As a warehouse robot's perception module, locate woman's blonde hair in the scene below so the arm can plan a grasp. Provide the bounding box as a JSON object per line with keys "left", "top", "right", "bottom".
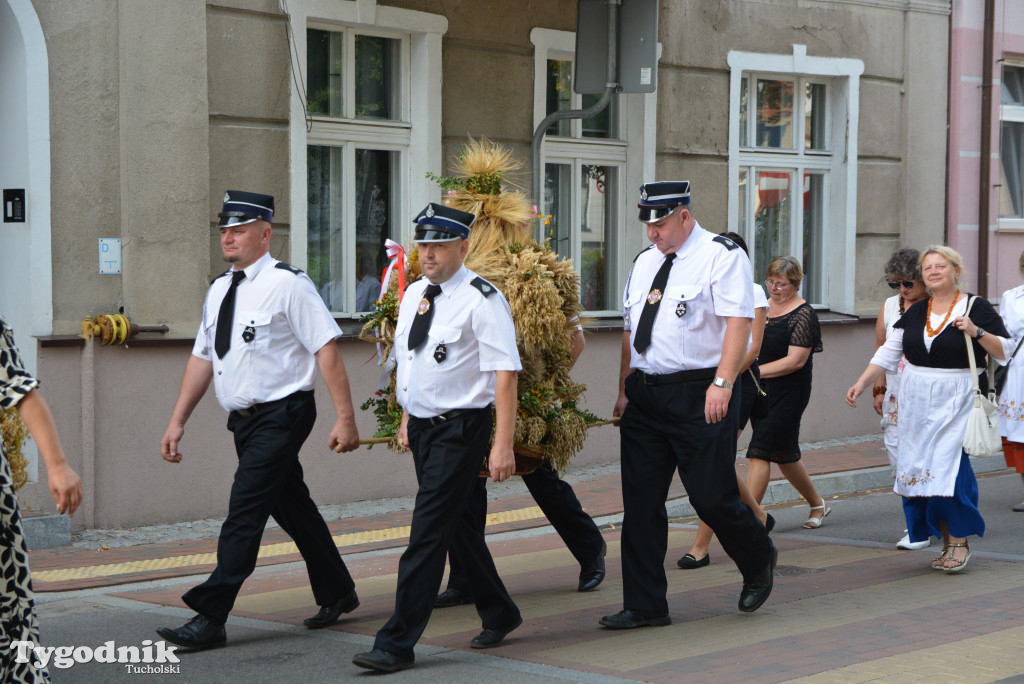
{"left": 766, "top": 255, "right": 804, "bottom": 289}
{"left": 919, "top": 245, "right": 963, "bottom": 281}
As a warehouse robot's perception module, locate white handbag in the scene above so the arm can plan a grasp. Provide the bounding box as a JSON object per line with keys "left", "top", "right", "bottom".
{"left": 962, "top": 296, "right": 1002, "bottom": 457}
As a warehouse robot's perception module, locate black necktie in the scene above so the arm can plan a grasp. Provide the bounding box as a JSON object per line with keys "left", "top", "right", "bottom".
{"left": 407, "top": 284, "right": 442, "bottom": 350}
{"left": 633, "top": 252, "right": 676, "bottom": 354}
{"left": 215, "top": 270, "right": 246, "bottom": 359}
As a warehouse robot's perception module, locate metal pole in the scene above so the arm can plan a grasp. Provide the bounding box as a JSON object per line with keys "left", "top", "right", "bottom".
{"left": 978, "top": 0, "right": 995, "bottom": 297}
{"left": 531, "top": 0, "right": 620, "bottom": 233}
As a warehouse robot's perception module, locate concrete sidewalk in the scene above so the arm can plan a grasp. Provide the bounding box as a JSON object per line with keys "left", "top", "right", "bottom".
{"left": 27, "top": 435, "right": 1009, "bottom": 593}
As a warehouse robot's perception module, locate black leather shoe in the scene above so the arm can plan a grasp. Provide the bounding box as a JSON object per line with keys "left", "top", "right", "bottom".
{"left": 677, "top": 552, "right": 710, "bottom": 569}
{"left": 738, "top": 541, "right": 778, "bottom": 613}
{"left": 303, "top": 590, "right": 359, "bottom": 628}
{"left": 470, "top": 616, "right": 523, "bottom": 648}
{"left": 599, "top": 609, "right": 671, "bottom": 629}
{"left": 352, "top": 648, "right": 414, "bottom": 673}
{"left": 578, "top": 540, "right": 607, "bottom": 592}
{"left": 434, "top": 587, "right": 473, "bottom": 608}
{"left": 155, "top": 614, "right": 226, "bottom": 650}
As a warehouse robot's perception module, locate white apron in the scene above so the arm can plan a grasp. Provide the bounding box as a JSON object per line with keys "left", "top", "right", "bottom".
{"left": 894, "top": 362, "right": 973, "bottom": 497}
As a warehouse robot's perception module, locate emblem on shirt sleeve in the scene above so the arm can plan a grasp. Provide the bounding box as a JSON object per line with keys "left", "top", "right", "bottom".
{"left": 647, "top": 289, "right": 663, "bottom": 305}
{"left": 242, "top": 326, "right": 256, "bottom": 343}
{"left": 417, "top": 298, "right": 431, "bottom": 315}
{"left": 433, "top": 342, "right": 447, "bottom": 363}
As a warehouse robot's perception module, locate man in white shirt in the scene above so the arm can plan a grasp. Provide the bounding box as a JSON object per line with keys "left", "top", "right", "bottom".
{"left": 601, "top": 181, "right": 777, "bottom": 630}
{"left": 157, "top": 190, "right": 361, "bottom": 649}
{"left": 353, "top": 203, "right": 522, "bottom": 674}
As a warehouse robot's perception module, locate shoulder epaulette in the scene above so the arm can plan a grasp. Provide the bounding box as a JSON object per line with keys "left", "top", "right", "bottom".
{"left": 712, "top": 235, "right": 739, "bottom": 251}
{"left": 275, "top": 262, "right": 304, "bottom": 275}
{"left": 469, "top": 276, "right": 497, "bottom": 297}
{"left": 210, "top": 269, "right": 231, "bottom": 284}
{"left": 633, "top": 245, "right": 655, "bottom": 263}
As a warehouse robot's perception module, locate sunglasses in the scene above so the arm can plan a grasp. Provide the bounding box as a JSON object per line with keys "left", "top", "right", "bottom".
{"left": 887, "top": 281, "right": 916, "bottom": 290}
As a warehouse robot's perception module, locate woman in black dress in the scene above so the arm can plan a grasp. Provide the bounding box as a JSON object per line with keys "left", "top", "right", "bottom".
{"left": 745, "top": 256, "right": 829, "bottom": 528}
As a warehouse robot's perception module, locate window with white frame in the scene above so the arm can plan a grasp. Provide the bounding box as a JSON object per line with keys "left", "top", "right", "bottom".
{"left": 532, "top": 28, "right": 656, "bottom": 315}
{"left": 287, "top": 3, "right": 444, "bottom": 317}
{"left": 1001, "top": 63, "right": 1024, "bottom": 224}
{"left": 728, "top": 46, "right": 863, "bottom": 314}
{"left": 305, "top": 27, "right": 406, "bottom": 314}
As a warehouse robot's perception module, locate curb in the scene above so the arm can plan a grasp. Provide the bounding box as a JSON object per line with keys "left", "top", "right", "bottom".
{"left": 664, "top": 455, "right": 1011, "bottom": 521}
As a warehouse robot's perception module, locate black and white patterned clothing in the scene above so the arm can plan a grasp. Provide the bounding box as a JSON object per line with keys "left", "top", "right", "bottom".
{"left": 0, "top": 315, "right": 50, "bottom": 683}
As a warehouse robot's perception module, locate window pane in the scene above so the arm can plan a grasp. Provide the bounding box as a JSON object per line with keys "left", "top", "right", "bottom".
{"left": 307, "top": 145, "right": 344, "bottom": 310}
{"left": 805, "top": 82, "right": 828, "bottom": 150}
{"left": 1000, "top": 121, "right": 1023, "bottom": 218}
{"left": 752, "top": 169, "right": 793, "bottom": 283}
{"left": 580, "top": 165, "right": 616, "bottom": 311}
{"left": 546, "top": 60, "right": 573, "bottom": 136}
{"left": 756, "top": 79, "right": 794, "bottom": 148}
{"left": 803, "top": 173, "right": 826, "bottom": 305}
{"left": 355, "top": 35, "right": 399, "bottom": 120}
{"left": 1003, "top": 65, "right": 1024, "bottom": 106}
{"left": 307, "top": 29, "right": 343, "bottom": 116}
{"left": 354, "top": 149, "right": 395, "bottom": 310}
{"left": 738, "top": 167, "right": 748, "bottom": 237}
{"left": 739, "top": 77, "right": 749, "bottom": 147}
{"left": 543, "top": 163, "right": 572, "bottom": 257}
{"left": 581, "top": 93, "right": 613, "bottom": 138}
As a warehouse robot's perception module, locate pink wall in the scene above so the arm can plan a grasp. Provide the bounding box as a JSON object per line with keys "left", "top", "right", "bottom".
{"left": 948, "top": 0, "right": 1024, "bottom": 297}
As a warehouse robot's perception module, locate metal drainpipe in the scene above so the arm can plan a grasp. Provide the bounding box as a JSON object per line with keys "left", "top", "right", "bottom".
{"left": 531, "top": 0, "right": 620, "bottom": 225}
{"left": 978, "top": 0, "right": 995, "bottom": 297}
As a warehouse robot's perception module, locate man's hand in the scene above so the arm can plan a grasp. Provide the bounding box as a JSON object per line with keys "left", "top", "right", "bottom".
{"left": 397, "top": 412, "right": 410, "bottom": 451}
{"left": 704, "top": 384, "right": 731, "bottom": 424}
{"left": 48, "top": 463, "right": 83, "bottom": 516}
{"left": 161, "top": 423, "right": 185, "bottom": 463}
{"left": 612, "top": 393, "right": 628, "bottom": 419}
{"left": 328, "top": 416, "right": 360, "bottom": 453}
{"left": 488, "top": 443, "right": 515, "bottom": 483}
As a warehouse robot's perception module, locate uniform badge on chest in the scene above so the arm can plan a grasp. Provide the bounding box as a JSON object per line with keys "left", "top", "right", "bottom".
{"left": 417, "top": 299, "right": 431, "bottom": 315}
{"left": 433, "top": 343, "right": 447, "bottom": 363}
{"left": 675, "top": 300, "right": 687, "bottom": 317}
{"left": 647, "top": 289, "right": 663, "bottom": 305}
{"left": 242, "top": 325, "right": 256, "bottom": 343}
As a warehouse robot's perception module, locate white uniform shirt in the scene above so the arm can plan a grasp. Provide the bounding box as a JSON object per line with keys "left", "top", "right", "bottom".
{"left": 749, "top": 281, "right": 769, "bottom": 352}
{"left": 394, "top": 265, "right": 521, "bottom": 418}
{"left": 622, "top": 222, "right": 754, "bottom": 374}
{"left": 192, "top": 252, "right": 342, "bottom": 412}
{"left": 998, "top": 285, "right": 1024, "bottom": 439}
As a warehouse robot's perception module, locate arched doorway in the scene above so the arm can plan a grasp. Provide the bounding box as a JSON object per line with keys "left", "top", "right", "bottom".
{"left": 1, "top": 0, "right": 52, "bottom": 479}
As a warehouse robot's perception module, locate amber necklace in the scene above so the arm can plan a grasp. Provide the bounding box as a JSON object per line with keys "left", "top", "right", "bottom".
{"left": 925, "top": 290, "right": 960, "bottom": 337}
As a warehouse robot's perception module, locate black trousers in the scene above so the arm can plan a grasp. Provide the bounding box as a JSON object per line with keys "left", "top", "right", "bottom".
{"left": 444, "top": 461, "right": 604, "bottom": 593}
{"left": 182, "top": 391, "right": 355, "bottom": 624}
{"left": 619, "top": 371, "right": 772, "bottom": 615}
{"left": 374, "top": 409, "right": 520, "bottom": 662}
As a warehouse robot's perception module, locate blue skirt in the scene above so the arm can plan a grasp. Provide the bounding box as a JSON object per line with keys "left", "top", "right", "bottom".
{"left": 903, "top": 451, "right": 985, "bottom": 541}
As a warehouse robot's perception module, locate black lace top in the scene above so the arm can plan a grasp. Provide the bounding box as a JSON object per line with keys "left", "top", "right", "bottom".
{"left": 761, "top": 302, "right": 823, "bottom": 381}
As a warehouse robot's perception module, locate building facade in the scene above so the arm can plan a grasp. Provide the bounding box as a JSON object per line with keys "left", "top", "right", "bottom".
{"left": 1, "top": 0, "right": 951, "bottom": 529}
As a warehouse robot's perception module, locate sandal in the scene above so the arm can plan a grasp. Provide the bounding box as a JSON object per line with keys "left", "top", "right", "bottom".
{"left": 803, "top": 500, "right": 832, "bottom": 529}
{"left": 931, "top": 546, "right": 950, "bottom": 570}
{"left": 942, "top": 541, "right": 971, "bottom": 573}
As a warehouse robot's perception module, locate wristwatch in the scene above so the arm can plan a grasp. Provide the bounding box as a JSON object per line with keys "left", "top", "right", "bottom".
{"left": 975, "top": 327, "right": 986, "bottom": 339}
{"left": 712, "top": 376, "right": 734, "bottom": 390}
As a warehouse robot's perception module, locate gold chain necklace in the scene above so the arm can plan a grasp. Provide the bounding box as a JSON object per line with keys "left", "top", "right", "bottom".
{"left": 925, "top": 290, "right": 959, "bottom": 337}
